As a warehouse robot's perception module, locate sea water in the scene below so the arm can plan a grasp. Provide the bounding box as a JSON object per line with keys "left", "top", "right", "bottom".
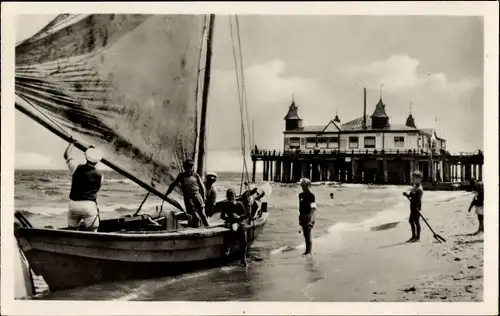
{"left": 14, "top": 170, "right": 466, "bottom": 301}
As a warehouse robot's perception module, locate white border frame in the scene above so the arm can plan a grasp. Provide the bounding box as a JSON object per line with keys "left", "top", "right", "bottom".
{"left": 2, "top": 2, "right": 498, "bottom": 315}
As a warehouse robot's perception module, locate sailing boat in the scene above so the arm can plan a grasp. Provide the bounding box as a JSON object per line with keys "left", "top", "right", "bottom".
{"left": 13, "top": 14, "right": 270, "bottom": 292}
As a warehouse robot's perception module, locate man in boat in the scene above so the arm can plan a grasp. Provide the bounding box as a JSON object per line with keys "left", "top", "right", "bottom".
{"left": 165, "top": 159, "right": 210, "bottom": 228}
{"left": 64, "top": 141, "right": 103, "bottom": 231}
{"left": 403, "top": 170, "right": 424, "bottom": 243}
{"left": 220, "top": 188, "right": 248, "bottom": 266}
{"left": 205, "top": 172, "right": 218, "bottom": 218}
{"left": 467, "top": 179, "right": 484, "bottom": 235}
{"left": 238, "top": 182, "right": 265, "bottom": 221}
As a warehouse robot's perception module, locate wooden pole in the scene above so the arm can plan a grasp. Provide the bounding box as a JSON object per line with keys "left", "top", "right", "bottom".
{"left": 15, "top": 102, "right": 184, "bottom": 212}
{"left": 252, "top": 159, "right": 256, "bottom": 182}
{"left": 270, "top": 160, "right": 274, "bottom": 182}
{"left": 196, "top": 14, "right": 216, "bottom": 177}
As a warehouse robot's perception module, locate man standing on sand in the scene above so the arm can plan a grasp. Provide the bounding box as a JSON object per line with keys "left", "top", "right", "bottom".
{"left": 64, "top": 141, "right": 104, "bottom": 232}
{"left": 205, "top": 172, "right": 218, "bottom": 218}
{"left": 403, "top": 170, "right": 424, "bottom": 243}
{"left": 298, "top": 178, "right": 317, "bottom": 256}
{"left": 165, "top": 159, "right": 209, "bottom": 228}
{"left": 467, "top": 180, "right": 484, "bottom": 235}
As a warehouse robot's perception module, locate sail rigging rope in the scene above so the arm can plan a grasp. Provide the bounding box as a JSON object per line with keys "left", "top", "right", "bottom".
{"left": 234, "top": 16, "right": 252, "bottom": 188}
{"left": 229, "top": 17, "right": 249, "bottom": 194}
{"left": 235, "top": 16, "right": 254, "bottom": 150}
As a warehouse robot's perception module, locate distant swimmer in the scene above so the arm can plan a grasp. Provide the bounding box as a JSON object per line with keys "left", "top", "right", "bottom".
{"left": 467, "top": 179, "right": 484, "bottom": 235}
{"left": 298, "top": 178, "right": 317, "bottom": 255}
{"left": 403, "top": 170, "right": 424, "bottom": 243}
{"left": 64, "top": 141, "right": 103, "bottom": 232}
{"left": 165, "top": 159, "right": 209, "bottom": 228}
{"left": 330, "top": 193, "right": 334, "bottom": 199}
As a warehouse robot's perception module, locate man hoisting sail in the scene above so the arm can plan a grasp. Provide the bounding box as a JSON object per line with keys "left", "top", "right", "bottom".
{"left": 64, "top": 140, "right": 104, "bottom": 231}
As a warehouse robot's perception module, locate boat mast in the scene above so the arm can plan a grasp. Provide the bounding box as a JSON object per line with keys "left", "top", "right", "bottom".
{"left": 15, "top": 101, "right": 185, "bottom": 212}
{"left": 196, "top": 14, "right": 215, "bottom": 177}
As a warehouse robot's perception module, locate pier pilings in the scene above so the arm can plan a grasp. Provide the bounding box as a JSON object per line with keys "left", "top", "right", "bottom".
{"left": 252, "top": 149, "right": 483, "bottom": 185}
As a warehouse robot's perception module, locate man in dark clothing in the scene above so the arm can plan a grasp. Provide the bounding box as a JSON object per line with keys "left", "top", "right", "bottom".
{"left": 220, "top": 188, "right": 248, "bottom": 266}
{"left": 165, "top": 159, "right": 209, "bottom": 228}
{"left": 238, "top": 184, "right": 266, "bottom": 221}
{"left": 468, "top": 180, "right": 484, "bottom": 235}
{"left": 299, "top": 178, "right": 316, "bottom": 256}
{"left": 205, "top": 172, "right": 218, "bottom": 218}
{"left": 64, "top": 141, "right": 104, "bottom": 231}
{"left": 403, "top": 170, "right": 424, "bottom": 242}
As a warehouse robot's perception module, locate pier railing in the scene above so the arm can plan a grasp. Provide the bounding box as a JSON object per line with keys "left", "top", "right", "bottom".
{"left": 251, "top": 148, "right": 483, "bottom": 159}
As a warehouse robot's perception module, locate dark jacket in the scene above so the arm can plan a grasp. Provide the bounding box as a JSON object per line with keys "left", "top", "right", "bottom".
{"left": 69, "top": 164, "right": 102, "bottom": 202}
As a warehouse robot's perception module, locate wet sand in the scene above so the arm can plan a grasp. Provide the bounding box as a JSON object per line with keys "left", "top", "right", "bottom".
{"left": 296, "top": 193, "right": 484, "bottom": 302}
{"left": 18, "top": 191, "right": 483, "bottom": 302}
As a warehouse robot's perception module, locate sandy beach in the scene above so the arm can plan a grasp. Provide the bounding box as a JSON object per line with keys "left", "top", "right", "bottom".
{"left": 294, "top": 191, "right": 484, "bottom": 302}
{"left": 18, "top": 188, "right": 484, "bottom": 302}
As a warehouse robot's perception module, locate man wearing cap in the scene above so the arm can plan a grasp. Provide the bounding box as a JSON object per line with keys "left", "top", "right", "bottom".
{"left": 205, "top": 172, "right": 218, "bottom": 218}
{"left": 403, "top": 170, "right": 424, "bottom": 242}
{"left": 165, "top": 159, "right": 209, "bottom": 228}
{"left": 64, "top": 141, "right": 104, "bottom": 231}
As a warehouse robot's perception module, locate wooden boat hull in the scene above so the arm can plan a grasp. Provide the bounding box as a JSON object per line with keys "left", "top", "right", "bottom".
{"left": 15, "top": 212, "right": 268, "bottom": 292}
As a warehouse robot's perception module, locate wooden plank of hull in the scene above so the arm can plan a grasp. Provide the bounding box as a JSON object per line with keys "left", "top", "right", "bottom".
{"left": 26, "top": 248, "right": 246, "bottom": 292}
{"left": 17, "top": 214, "right": 268, "bottom": 291}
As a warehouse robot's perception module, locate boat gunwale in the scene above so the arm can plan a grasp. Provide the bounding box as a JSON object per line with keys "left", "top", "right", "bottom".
{"left": 18, "top": 212, "right": 269, "bottom": 241}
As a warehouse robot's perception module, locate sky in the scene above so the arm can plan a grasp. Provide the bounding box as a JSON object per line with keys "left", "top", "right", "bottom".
{"left": 14, "top": 15, "right": 484, "bottom": 171}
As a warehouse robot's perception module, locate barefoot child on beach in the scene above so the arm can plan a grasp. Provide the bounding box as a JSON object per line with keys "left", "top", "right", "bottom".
{"left": 403, "top": 170, "right": 424, "bottom": 243}
{"left": 298, "top": 178, "right": 317, "bottom": 255}
{"left": 467, "top": 180, "right": 484, "bottom": 235}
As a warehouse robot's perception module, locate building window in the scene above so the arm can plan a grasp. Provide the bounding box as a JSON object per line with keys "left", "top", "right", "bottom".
{"left": 364, "top": 136, "right": 376, "bottom": 148}
{"left": 327, "top": 137, "right": 339, "bottom": 148}
{"left": 284, "top": 138, "right": 290, "bottom": 145}
{"left": 305, "top": 137, "right": 316, "bottom": 149}
{"left": 317, "top": 137, "right": 328, "bottom": 148}
{"left": 394, "top": 136, "right": 405, "bottom": 148}
{"left": 349, "top": 137, "right": 359, "bottom": 149}
{"left": 431, "top": 140, "right": 436, "bottom": 149}
{"left": 417, "top": 137, "right": 422, "bottom": 148}
{"left": 289, "top": 137, "right": 300, "bottom": 149}
{"left": 300, "top": 138, "right": 305, "bottom": 145}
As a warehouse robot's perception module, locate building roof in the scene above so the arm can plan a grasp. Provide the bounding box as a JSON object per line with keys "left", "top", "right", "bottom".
{"left": 371, "top": 98, "right": 389, "bottom": 118}
{"left": 284, "top": 101, "right": 302, "bottom": 120}
{"left": 434, "top": 131, "right": 446, "bottom": 142}
{"left": 333, "top": 114, "right": 341, "bottom": 123}
{"left": 420, "top": 128, "right": 434, "bottom": 136}
{"left": 342, "top": 116, "right": 419, "bottom": 132}
{"left": 285, "top": 125, "right": 326, "bottom": 133}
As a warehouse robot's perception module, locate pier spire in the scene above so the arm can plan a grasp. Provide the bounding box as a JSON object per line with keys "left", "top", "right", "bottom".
{"left": 284, "top": 94, "right": 302, "bottom": 131}
{"left": 334, "top": 108, "right": 341, "bottom": 123}
{"left": 405, "top": 101, "right": 416, "bottom": 128}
